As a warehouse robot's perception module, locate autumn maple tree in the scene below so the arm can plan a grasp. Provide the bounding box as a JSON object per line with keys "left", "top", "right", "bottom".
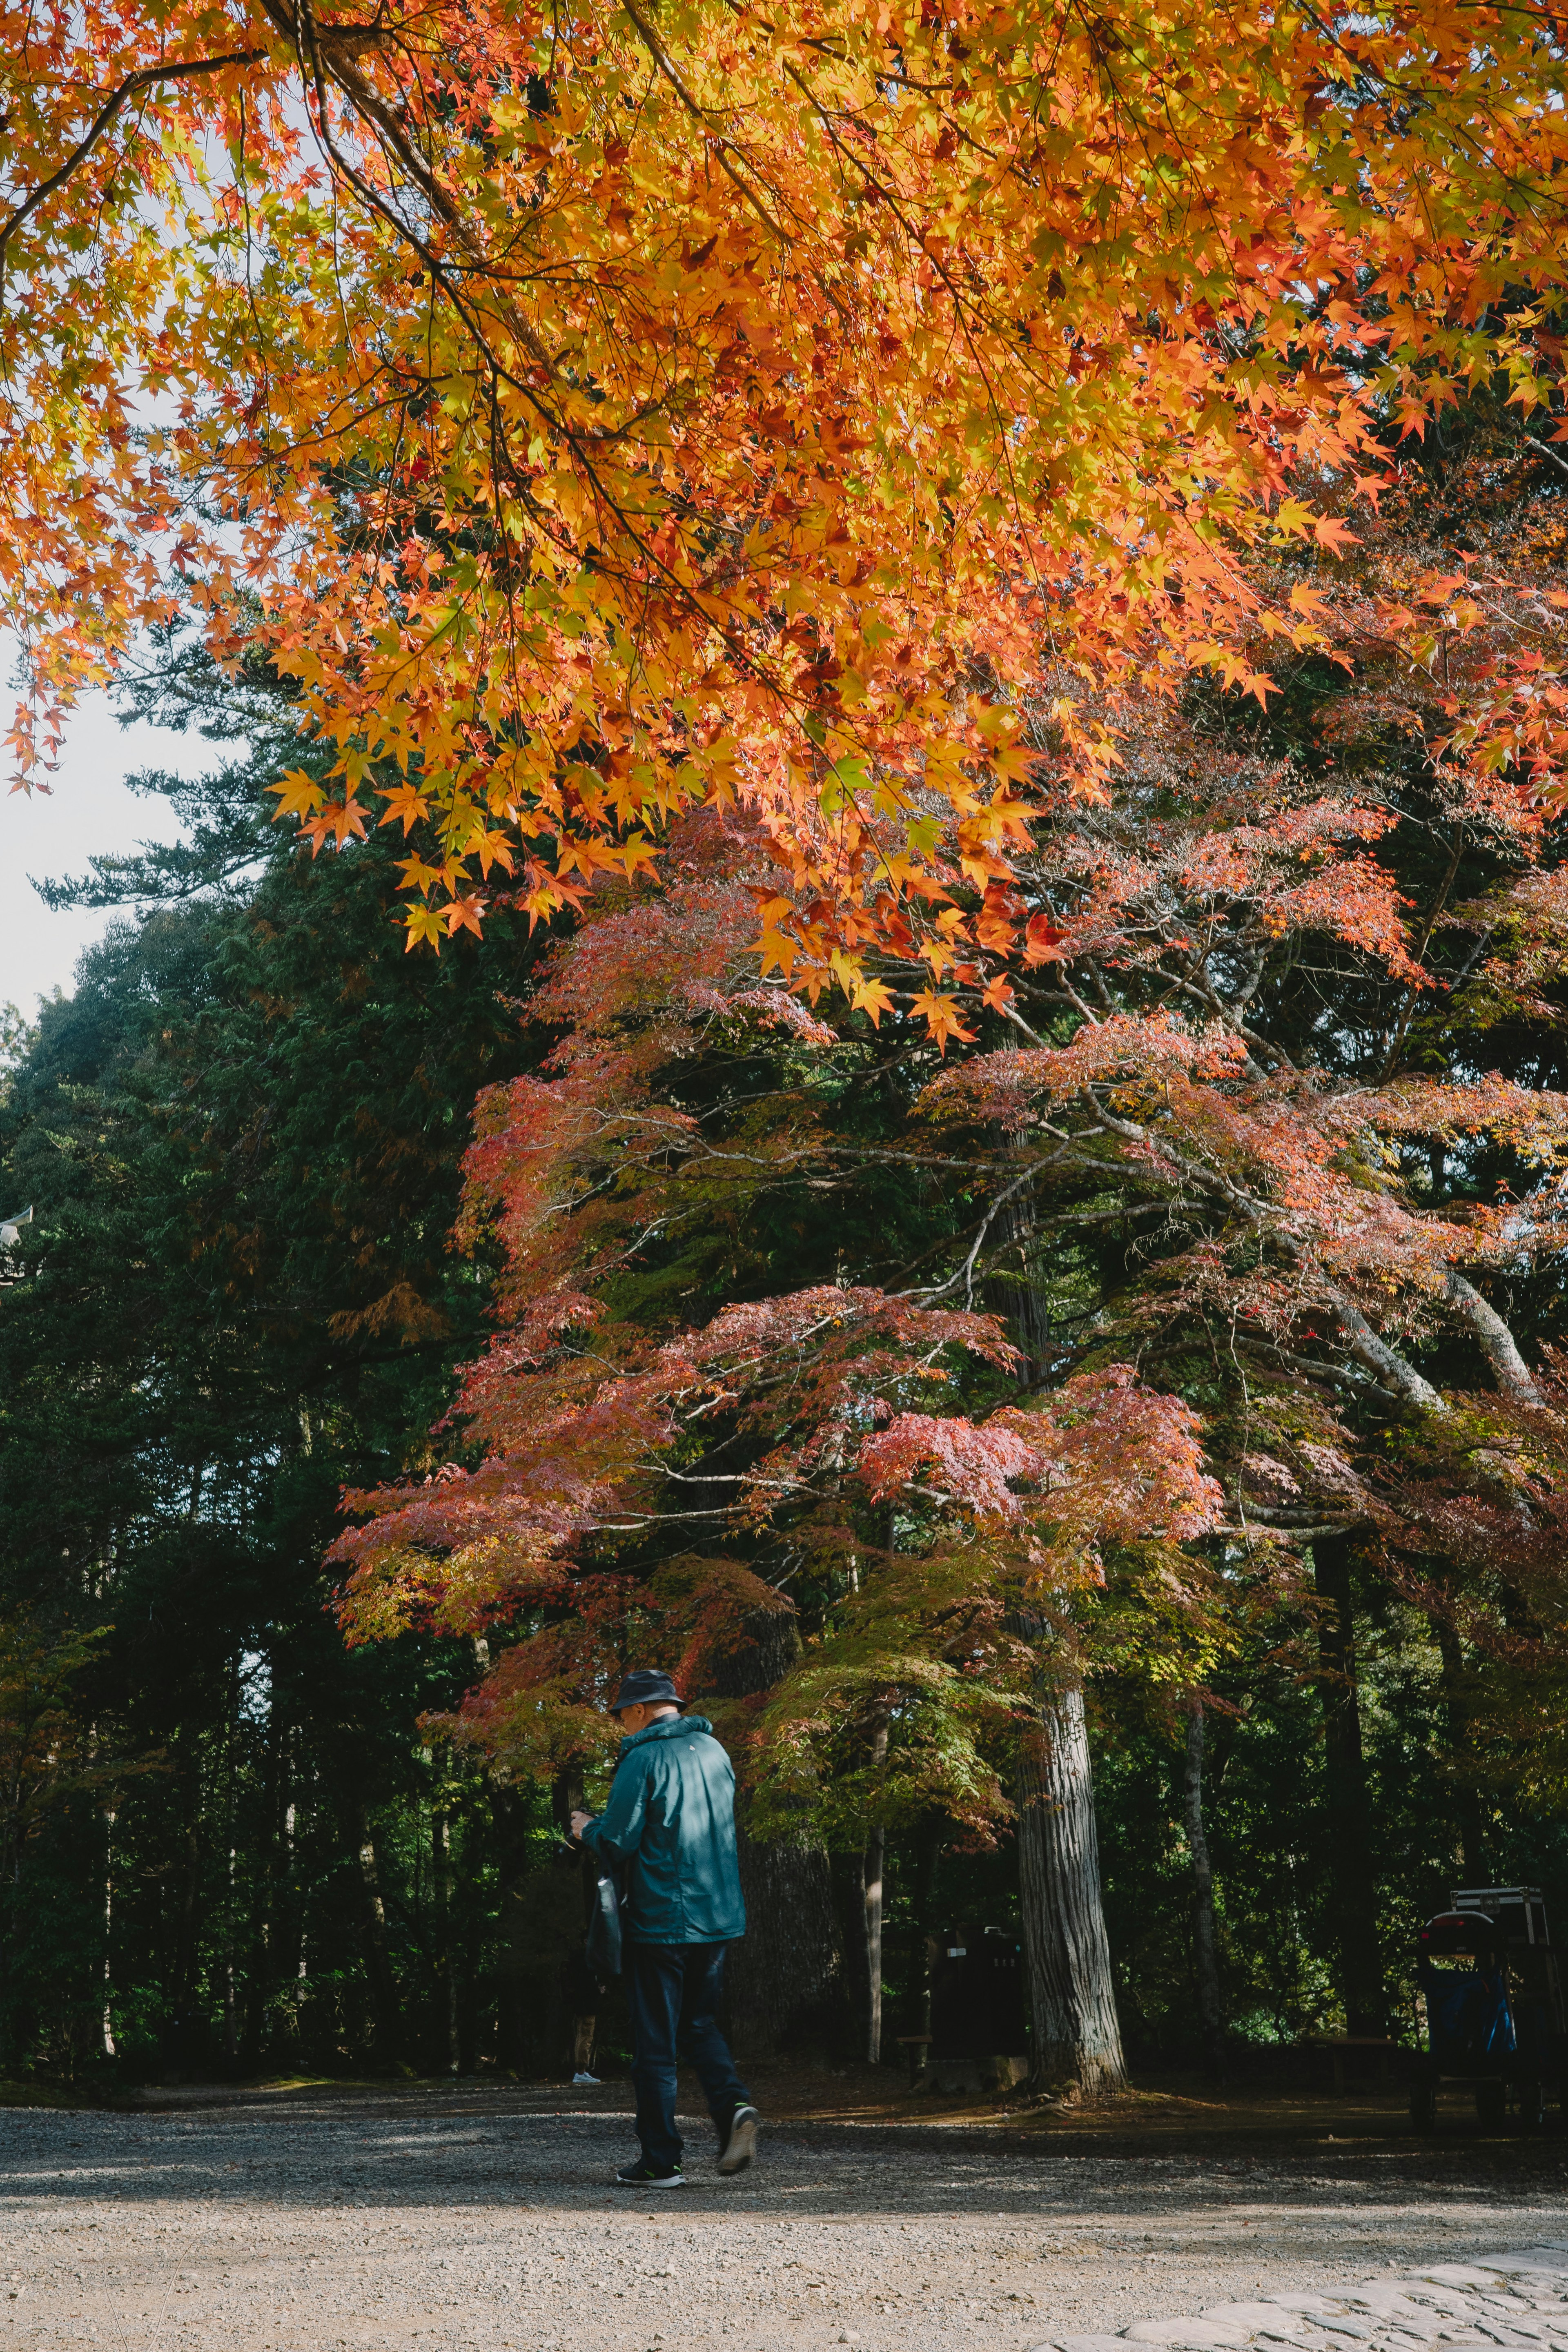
{"left": 328, "top": 398, "right": 1568, "bottom": 2076}
{"left": 323, "top": 835, "right": 1248, "bottom": 2087}
{"left": 330, "top": 853, "right": 1227, "bottom": 1795}
{"left": 9, "top": 0, "right": 1568, "bottom": 1012}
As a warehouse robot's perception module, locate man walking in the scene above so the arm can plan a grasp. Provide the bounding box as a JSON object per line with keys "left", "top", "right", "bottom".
{"left": 571, "top": 1669, "right": 761, "bottom": 2187}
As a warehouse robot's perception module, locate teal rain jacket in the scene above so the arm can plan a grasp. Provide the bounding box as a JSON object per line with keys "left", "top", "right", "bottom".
{"left": 579, "top": 1714, "right": 746, "bottom": 1945}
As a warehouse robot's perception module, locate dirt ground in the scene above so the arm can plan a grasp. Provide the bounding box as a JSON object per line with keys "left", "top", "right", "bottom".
{"left": 0, "top": 2071, "right": 1564, "bottom": 2352}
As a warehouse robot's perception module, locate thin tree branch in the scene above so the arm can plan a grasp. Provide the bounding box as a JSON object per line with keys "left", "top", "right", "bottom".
{"left": 0, "top": 49, "right": 268, "bottom": 284}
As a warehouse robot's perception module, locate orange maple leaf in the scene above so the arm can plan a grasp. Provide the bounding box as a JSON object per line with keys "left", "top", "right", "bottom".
{"left": 909, "top": 991, "right": 978, "bottom": 1053}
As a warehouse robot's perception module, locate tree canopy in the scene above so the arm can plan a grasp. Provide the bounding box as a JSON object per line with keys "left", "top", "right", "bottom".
{"left": 8, "top": 0, "right": 1568, "bottom": 998}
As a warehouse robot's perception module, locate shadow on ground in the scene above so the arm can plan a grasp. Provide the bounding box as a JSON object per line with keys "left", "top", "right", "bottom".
{"left": 0, "top": 2069, "right": 1564, "bottom": 2218}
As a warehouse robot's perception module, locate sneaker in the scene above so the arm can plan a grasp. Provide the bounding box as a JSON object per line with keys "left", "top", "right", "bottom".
{"left": 613, "top": 2158, "right": 685, "bottom": 2188}
{"left": 717, "top": 2103, "right": 760, "bottom": 2176}
{"left": 572, "top": 2071, "right": 601, "bottom": 2086}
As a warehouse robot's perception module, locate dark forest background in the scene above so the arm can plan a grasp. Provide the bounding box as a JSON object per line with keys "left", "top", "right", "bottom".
{"left": 2, "top": 625, "right": 1564, "bottom": 2094}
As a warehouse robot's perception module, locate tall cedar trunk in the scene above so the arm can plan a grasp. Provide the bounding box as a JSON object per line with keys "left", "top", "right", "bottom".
{"left": 1312, "top": 1535, "right": 1386, "bottom": 2034}
{"left": 221, "top": 1659, "right": 239, "bottom": 2067}
{"left": 347, "top": 1799, "right": 403, "bottom": 2065}
{"left": 279, "top": 1793, "right": 303, "bottom": 2057}
{"left": 912, "top": 1815, "right": 945, "bottom": 2042}
{"left": 710, "top": 1608, "right": 841, "bottom": 2058}
{"left": 831, "top": 1849, "right": 875, "bottom": 2057}
{"left": 550, "top": 1766, "right": 579, "bottom": 1843}
{"left": 223, "top": 1835, "right": 238, "bottom": 2067}
{"left": 243, "top": 1709, "right": 284, "bottom": 2072}
{"left": 100, "top": 1806, "right": 117, "bottom": 2060}
{"left": 0, "top": 1809, "right": 14, "bottom": 2075}
{"left": 433, "top": 1800, "right": 460, "bottom": 2072}
{"left": 827, "top": 1565, "right": 881, "bottom": 2065}
{"left": 1181, "top": 1704, "right": 1224, "bottom": 2075}
{"left": 487, "top": 1783, "right": 536, "bottom": 2071}
{"left": 170, "top": 1757, "right": 204, "bottom": 2078}
{"left": 995, "top": 1186, "right": 1127, "bottom": 2095}
{"left": 457, "top": 1909, "right": 482, "bottom": 2074}
{"left": 1018, "top": 1686, "right": 1127, "bottom": 2096}
{"left": 722, "top": 1830, "right": 839, "bottom": 2056}
{"left": 862, "top": 1717, "right": 889, "bottom": 2064}
{"left": 1434, "top": 1619, "right": 1487, "bottom": 1884}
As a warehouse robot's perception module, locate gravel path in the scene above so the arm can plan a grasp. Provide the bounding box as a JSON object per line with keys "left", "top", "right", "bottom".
{"left": 0, "top": 2088, "right": 1563, "bottom": 2352}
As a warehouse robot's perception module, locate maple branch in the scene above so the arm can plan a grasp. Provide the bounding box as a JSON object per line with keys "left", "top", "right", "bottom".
{"left": 263, "top": 0, "right": 829, "bottom": 805}
{"left": 0, "top": 48, "right": 269, "bottom": 285}
{"left": 998, "top": 1000, "right": 1048, "bottom": 1048}
{"left": 1317, "top": 1281, "right": 1448, "bottom": 1415}
{"left": 1443, "top": 1271, "right": 1545, "bottom": 1410}
{"left": 911, "top": 1162, "right": 1042, "bottom": 1311}
{"left": 1154, "top": 964, "right": 1278, "bottom": 1076}
{"left": 1229, "top": 1520, "right": 1368, "bottom": 1544}
{"left": 616, "top": 0, "right": 795, "bottom": 245}
{"left": 1524, "top": 434, "right": 1568, "bottom": 481}
{"left": 1239, "top": 1340, "right": 1372, "bottom": 1396}
{"left": 1078, "top": 1080, "right": 1453, "bottom": 1415}
{"left": 276, "top": 0, "right": 579, "bottom": 407}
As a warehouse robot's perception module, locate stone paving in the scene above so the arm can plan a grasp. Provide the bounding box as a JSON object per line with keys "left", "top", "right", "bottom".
{"left": 1039, "top": 2249, "right": 1568, "bottom": 2352}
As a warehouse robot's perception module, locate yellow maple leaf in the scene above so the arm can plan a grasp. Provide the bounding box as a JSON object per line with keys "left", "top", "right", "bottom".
{"left": 267, "top": 770, "right": 324, "bottom": 822}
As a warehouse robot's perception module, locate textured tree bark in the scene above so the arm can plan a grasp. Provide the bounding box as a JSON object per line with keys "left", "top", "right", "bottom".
{"left": 725, "top": 1829, "right": 840, "bottom": 2056}
{"left": 991, "top": 1185, "right": 1127, "bottom": 2100}
{"left": 277, "top": 1791, "right": 304, "bottom": 2058}
{"left": 863, "top": 1716, "right": 889, "bottom": 2065}
{"left": 830, "top": 1847, "right": 874, "bottom": 2058}
{"left": 1017, "top": 1686, "right": 1127, "bottom": 2096}
{"left": 1312, "top": 1534, "right": 1386, "bottom": 2035}
{"left": 242, "top": 1712, "right": 281, "bottom": 2070}
{"left": 1181, "top": 1704, "right": 1225, "bottom": 2075}
{"left": 169, "top": 1759, "right": 204, "bottom": 2079}
{"left": 1444, "top": 1272, "right": 1543, "bottom": 1408}
{"left": 911, "top": 1815, "right": 944, "bottom": 2044}
{"left": 221, "top": 1661, "right": 240, "bottom": 2068}
{"left": 1327, "top": 1285, "right": 1448, "bottom": 1414}
{"left": 100, "top": 1806, "right": 117, "bottom": 2060}
{"left": 433, "top": 1800, "right": 460, "bottom": 2074}
{"left": 222, "top": 1835, "right": 238, "bottom": 2066}
{"left": 486, "top": 1781, "right": 537, "bottom": 2074}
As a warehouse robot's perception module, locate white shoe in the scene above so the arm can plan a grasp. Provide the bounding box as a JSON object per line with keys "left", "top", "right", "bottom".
{"left": 572, "top": 2071, "right": 601, "bottom": 2086}
{"left": 717, "top": 2103, "right": 760, "bottom": 2175}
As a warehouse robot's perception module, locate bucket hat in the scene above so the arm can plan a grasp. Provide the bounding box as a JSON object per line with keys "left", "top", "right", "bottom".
{"left": 609, "top": 1667, "right": 685, "bottom": 1715}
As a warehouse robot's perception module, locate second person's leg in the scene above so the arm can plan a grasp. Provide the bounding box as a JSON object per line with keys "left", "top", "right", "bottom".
{"left": 675, "top": 1942, "right": 751, "bottom": 2148}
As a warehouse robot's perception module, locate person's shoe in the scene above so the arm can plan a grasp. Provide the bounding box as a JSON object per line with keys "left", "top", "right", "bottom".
{"left": 717, "top": 2104, "right": 760, "bottom": 2176}
{"left": 613, "top": 2158, "right": 685, "bottom": 2188}
{"left": 572, "top": 2071, "right": 601, "bottom": 2085}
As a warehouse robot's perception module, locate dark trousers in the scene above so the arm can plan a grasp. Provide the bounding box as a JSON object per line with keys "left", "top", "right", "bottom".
{"left": 626, "top": 1939, "right": 748, "bottom": 2174}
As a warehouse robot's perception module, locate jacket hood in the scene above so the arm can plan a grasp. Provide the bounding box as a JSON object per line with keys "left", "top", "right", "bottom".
{"left": 619, "top": 1713, "right": 713, "bottom": 1755}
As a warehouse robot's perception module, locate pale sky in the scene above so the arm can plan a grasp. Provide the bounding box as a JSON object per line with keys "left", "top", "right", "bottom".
{"left": 1, "top": 691, "right": 213, "bottom": 1019}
